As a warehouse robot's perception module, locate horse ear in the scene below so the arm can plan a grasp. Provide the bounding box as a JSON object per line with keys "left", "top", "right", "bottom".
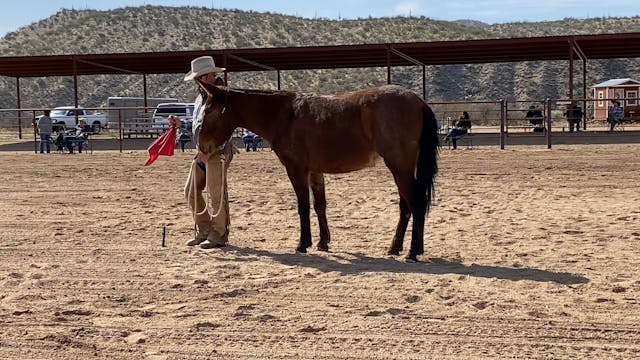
{"left": 196, "top": 79, "right": 213, "bottom": 97}
{"left": 197, "top": 80, "right": 224, "bottom": 99}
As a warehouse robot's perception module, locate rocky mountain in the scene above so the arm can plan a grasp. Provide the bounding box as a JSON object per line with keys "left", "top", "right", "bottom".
{"left": 0, "top": 6, "right": 639, "bottom": 110}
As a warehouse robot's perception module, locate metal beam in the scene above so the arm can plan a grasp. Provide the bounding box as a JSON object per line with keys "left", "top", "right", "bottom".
{"left": 573, "top": 39, "right": 588, "bottom": 130}
{"left": 16, "top": 77, "right": 22, "bottom": 139}
{"left": 386, "top": 48, "right": 391, "bottom": 84}
{"left": 390, "top": 47, "right": 428, "bottom": 98}
{"left": 277, "top": 70, "right": 281, "bottom": 90}
{"left": 143, "top": 74, "right": 148, "bottom": 111}
{"left": 568, "top": 41, "right": 574, "bottom": 100}
{"left": 76, "top": 58, "right": 141, "bottom": 75}
{"left": 73, "top": 59, "right": 79, "bottom": 123}
{"left": 226, "top": 53, "right": 277, "bottom": 71}
{"left": 572, "top": 39, "right": 587, "bottom": 61}
{"left": 389, "top": 47, "right": 425, "bottom": 66}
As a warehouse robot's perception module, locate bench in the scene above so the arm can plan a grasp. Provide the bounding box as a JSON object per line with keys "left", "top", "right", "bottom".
{"left": 65, "top": 137, "right": 92, "bottom": 154}
{"left": 46, "top": 135, "right": 92, "bottom": 154}
{"left": 611, "top": 117, "right": 638, "bottom": 131}
{"left": 506, "top": 124, "right": 546, "bottom": 134}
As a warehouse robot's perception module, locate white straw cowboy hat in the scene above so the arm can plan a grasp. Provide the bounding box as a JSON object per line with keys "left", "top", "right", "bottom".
{"left": 183, "top": 56, "right": 225, "bottom": 81}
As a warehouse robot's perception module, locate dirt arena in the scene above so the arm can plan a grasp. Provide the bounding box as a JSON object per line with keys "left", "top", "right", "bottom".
{"left": 1, "top": 144, "right": 639, "bottom": 359}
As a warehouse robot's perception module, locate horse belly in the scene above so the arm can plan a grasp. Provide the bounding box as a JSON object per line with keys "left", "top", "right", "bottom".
{"left": 310, "top": 141, "right": 380, "bottom": 174}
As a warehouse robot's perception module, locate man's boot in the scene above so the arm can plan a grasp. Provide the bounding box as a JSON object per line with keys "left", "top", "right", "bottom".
{"left": 199, "top": 230, "right": 228, "bottom": 249}
{"left": 186, "top": 223, "right": 211, "bottom": 246}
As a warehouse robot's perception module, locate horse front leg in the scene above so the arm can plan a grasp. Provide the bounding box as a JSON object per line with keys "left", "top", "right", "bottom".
{"left": 388, "top": 196, "right": 411, "bottom": 255}
{"left": 310, "top": 172, "right": 330, "bottom": 251}
{"left": 285, "top": 166, "right": 312, "bottom": 253}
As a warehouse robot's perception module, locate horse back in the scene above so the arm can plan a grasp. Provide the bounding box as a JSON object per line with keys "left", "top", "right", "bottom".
{"left": 283, "top": 85, "right": 425, "bottom": 173}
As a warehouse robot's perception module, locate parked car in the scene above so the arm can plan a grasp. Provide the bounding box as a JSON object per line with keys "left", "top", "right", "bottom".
{"left": 36, "top": 106, "right": 108, "bottom": 133}
{"left": 152, "top": 102, "right": 195, "bottom": 131}
{"left": 107, "top": 96, "right": 177, "bottom": 126}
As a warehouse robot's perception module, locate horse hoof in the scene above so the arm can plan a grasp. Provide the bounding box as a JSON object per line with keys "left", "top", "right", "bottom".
{"left": 317, "top": 244, "right": 329, "bottom": 252}
{"left": 387, "top": 249, "right": 401, "bottom": 256}
{"left": 295, "top": 247, "right": 307, "bottom": 254}
{"left": 405, "top": 253, "right": 419, "bottom": 263}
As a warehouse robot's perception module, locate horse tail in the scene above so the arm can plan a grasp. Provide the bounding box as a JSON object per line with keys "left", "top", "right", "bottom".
{"left": 411, "top": 105, "right": 439, "bottom": 254}
{"left": 416, "top": 104, "right": 439, "bottom": 209}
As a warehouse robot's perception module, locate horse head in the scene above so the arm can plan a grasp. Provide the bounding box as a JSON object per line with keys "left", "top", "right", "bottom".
{"left": 197, "top": 81, "right": 236, "bottom": 156}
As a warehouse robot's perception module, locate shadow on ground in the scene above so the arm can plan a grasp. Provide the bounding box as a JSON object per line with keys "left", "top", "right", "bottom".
{"left": 205, "top": 246, "right": 589, "bottom": 285}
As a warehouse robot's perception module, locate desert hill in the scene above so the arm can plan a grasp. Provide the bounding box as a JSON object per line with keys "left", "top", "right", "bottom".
{"left": 0, "top": 6, "right": 639, "bottom": 108}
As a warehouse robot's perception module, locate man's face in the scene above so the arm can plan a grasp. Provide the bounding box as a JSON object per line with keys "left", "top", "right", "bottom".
{"left": 197, "top": 72, "right": 217, "bottom": 85}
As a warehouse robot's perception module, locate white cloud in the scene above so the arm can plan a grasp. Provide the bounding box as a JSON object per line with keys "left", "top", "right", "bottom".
{"left": 394, "top": 1, "right": 423, "bottom": 16}
{"left": 425, "top": 0, "right": 640, "bottom": 23}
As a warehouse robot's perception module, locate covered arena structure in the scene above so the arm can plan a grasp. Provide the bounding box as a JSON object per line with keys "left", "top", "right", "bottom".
{"left": 1, "top": 32, "right": 640, "bottom": 149}
{"left": 2, "top": 32, "right": 640, "bottom": 104}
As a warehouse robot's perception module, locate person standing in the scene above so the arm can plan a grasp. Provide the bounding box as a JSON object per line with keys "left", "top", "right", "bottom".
{"left": 242, "top": 128, "right": 260, "bottom": 151}
{"left": 525, "top": 105, "right": 544, "bottom": 132}
{"left": 183, "top": 56, "right": 235, "bottom": 249}
{"left": 607, "top": 100, "right": 624, "bottom": 131}
{"left": 36, "top": 109, "right": 53, "bottom": 154}
{"left": 564, "top": 104, "right": 582, "bottom": 132}
{"left": 177, "top": 123, "right": 191, "bottom": 152}
{"left": 572, "top": 104, "right": 583, "bottom": 132}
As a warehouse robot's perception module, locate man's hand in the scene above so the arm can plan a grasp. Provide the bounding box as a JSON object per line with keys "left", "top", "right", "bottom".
{"left": 168, "top": 115, "right": 182, "bottom": 128}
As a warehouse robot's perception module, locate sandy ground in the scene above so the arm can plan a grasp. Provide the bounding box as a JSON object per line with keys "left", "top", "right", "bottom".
{"left": 1, "top": 144, "right": 640, "bottom": 359}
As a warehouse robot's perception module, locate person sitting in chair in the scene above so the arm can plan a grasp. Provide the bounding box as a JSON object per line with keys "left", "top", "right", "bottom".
{"left": 526, "top": 105, "right": 544, "bottom": 132}
{"left": 64, "top": 118, "right": 91, "bottom": 154}
{"left": 607, "top": 100, "right": 624, "bottom": 131}
{"left": 242, "top": 128, "right": 261, "bottom": 152}
{"left": 443, "top": 111, "right": 471, "bottom": 149}
{"left": 54, "top": 130, "right": 65, "bottom": 153}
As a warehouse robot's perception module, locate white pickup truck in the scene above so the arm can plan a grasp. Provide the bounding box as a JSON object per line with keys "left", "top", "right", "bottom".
{"left": 39, "top": 106, "right": 108, "bottom": 133}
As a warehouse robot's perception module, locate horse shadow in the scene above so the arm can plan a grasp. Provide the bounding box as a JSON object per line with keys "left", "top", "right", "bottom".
{"left": 210, "top": 246, "right": 589, "bottom": 285}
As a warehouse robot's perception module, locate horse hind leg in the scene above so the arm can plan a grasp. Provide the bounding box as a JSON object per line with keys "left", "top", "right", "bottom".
{"left": 310, "top": 172, "right": 330, "bottom": 251}
{"left": 388, "top": 196, "right": 411, "bottom": 255}
{"left": 384, "top": 160, "right": 414, "bottom": 256}
{"left": 406, "top": 181, "right": 428, "bottom": 262}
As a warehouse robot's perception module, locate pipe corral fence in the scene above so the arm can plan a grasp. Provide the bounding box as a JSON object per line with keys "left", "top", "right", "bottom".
{"left": 0, "top": 97, "right": 638, "bottom": 153}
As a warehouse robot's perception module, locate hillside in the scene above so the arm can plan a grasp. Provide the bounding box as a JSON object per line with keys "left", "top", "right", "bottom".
{"left": 1, "top": 6, "right": 639, "bottom": 109}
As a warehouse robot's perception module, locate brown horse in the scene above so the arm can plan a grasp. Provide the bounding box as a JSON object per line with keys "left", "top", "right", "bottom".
{"left": 197, "top": 83, "right": 439, "bottom": 262}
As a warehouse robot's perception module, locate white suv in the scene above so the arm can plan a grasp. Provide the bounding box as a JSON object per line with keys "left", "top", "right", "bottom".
{"left": 152, "top": 102, "right": 195, "bottom": 130}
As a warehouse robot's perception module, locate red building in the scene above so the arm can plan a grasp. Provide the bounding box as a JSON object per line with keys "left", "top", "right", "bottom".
{"left": 591, "top": 78, "right": 640, "bottom": 121}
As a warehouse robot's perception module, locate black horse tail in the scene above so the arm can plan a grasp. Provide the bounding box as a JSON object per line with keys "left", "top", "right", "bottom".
{"left": 417, "top": 105, "right": 439, "bottom": 212}
{"left": 409, "top": 105, "right": 439, "bottom": 257}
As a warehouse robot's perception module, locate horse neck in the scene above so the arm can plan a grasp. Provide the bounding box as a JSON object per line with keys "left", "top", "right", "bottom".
{"left": 227, "top": 90, "right": 288, "bottom": 142}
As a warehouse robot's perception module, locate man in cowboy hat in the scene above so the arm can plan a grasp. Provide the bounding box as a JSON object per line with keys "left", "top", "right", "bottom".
{"left": 182, "top": 56, "right": 235, "bottom": 249}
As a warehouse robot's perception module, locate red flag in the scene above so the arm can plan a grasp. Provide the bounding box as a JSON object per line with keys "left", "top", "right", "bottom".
{"left": 144, "top": 127, "right": 177, "bottom": 166}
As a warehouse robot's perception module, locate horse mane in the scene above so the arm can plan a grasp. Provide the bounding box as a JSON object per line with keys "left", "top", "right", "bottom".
{"left": 224, "top": 86, "right": 296, "bottom": 97}
{"left": 223, "top": 86, "right": 360, "bottom": 100}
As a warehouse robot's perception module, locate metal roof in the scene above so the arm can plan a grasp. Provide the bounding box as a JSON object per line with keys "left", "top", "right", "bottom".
{"left": 1, "top": 32, "right": 640, "bottom": 78}
{"left": 591, "top": 78, "right": 640, "bottom": 88}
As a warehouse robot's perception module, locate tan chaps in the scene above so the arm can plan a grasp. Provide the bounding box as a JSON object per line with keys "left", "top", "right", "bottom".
{"left": 184, "top": 141, "right": 234, "bottom": 241}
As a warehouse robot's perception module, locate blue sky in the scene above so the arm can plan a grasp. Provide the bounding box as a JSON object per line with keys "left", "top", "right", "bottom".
{"left": 1, "top": 0, "right": 638, "bottom": 37}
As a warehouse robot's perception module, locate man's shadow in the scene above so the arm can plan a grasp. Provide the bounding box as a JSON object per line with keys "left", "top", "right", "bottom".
{"left": 207, "top": 246, "right": 589, "bottom": 285}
